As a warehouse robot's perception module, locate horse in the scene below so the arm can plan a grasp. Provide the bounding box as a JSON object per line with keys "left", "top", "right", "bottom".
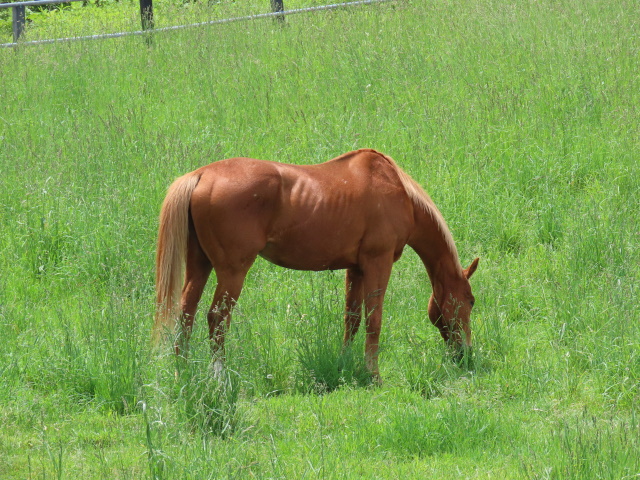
{"left": 154, "top": 148, "right": 479, "bottom": 380}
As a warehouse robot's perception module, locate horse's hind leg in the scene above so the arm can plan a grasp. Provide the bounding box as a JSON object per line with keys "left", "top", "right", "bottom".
{"left": 207, "top": 262, "right": 255, "bottom": 355}
{"left": 343, "top": 267, "right": 364, "bottom": 346}
{"left": 176, "top": 228, "right": 212, "bottom": 356}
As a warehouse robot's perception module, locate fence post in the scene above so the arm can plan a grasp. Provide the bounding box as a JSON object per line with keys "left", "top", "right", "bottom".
{"left": 12, "top": 4, "right": 26, "bottom": 42}
{"left": 139, "top": 0, "right": 153, "bottom": 30}
{"left": 270, "top": 0, "right": 284, "bottom": 22}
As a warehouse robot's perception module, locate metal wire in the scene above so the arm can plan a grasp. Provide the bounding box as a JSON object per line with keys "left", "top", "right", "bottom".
{"left": 1, "top": 0, "right": 395, "bottom": 48}
{"left": 0, "top": 0, "right": 83, "bottom": 9}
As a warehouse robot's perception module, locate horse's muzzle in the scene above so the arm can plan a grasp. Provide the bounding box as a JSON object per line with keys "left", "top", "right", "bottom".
{"left": 452, "top": 344, "right": 472, "bottom": 365}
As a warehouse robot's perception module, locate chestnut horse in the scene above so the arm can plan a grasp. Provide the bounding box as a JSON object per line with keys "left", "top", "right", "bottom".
{"left": 154, "top": 149, "right": 478, "bottom": 379}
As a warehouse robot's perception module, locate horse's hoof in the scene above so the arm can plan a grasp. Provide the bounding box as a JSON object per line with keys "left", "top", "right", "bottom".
{"left": 212, "top": 358, "right": 226, "bottom": 380}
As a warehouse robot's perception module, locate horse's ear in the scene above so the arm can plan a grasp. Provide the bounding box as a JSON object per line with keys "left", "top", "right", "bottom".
{"left": 463, "top": 257, "right": 479, "bottom": 279}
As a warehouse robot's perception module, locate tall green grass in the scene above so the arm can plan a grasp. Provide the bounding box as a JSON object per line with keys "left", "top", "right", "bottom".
{"left": 1, "top": 0, "right": 639, "bottom": 478}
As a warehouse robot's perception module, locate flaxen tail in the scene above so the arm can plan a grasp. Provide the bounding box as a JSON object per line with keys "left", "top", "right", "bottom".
{"left": 153, "top": 172, "right": 201, "bottom": 343}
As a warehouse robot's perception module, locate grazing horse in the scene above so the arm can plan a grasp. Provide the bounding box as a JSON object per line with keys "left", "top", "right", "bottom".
{"left": 154, "top": 149, "right": 479, "bottom": 379}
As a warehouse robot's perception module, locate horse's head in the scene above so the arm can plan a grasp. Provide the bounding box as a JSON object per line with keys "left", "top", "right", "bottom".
{"left": 428, "top": 257, "right": 479, "bottom": 361}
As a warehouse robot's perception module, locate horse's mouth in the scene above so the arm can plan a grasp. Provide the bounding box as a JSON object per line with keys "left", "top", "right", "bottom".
{"left": 451, "top": 343, "right": 473, "bottom": 366}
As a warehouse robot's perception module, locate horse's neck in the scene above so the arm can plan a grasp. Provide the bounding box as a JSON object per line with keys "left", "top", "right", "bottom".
{"left": 409, "top": 206, "right": 462, "bottom": 289}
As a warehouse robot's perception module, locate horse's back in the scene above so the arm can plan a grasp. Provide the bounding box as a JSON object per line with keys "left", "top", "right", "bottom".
{"left": 190, "top": 149, "right": 405, "bottom": 211}
{"left": 188, "top": 150, "right": 415, "bottom": 271}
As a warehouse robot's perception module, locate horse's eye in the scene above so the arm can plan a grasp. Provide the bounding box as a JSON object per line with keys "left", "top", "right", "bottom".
{"left": 470, "top": 299, "right": 475, "bottom": 307}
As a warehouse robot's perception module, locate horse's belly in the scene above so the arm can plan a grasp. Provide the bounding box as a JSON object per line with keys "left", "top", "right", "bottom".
{"left": 258, "top": 238, "right": 359, "bottom": 271}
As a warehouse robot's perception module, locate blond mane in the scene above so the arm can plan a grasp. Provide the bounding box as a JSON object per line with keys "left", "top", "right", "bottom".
{"left": 377, "top": 152, "right": 459, "bottom": 263}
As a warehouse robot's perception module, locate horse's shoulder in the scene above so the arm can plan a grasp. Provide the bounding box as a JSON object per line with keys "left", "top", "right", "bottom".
{"left": 326, "top": 148, "right": 393, "bottom": 172}
{"left": 357, "top": 151, "right": 405, "bottom": 186}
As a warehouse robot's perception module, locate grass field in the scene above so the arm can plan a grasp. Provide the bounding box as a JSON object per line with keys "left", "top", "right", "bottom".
{"left": 1, "top": 0, "right": 639, "bottom": 478}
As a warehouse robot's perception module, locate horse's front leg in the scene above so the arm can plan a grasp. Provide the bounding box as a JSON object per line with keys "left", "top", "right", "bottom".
{"left": 343, "top": 267, "right": 364, "bottom": 347}
{"left": 361, "top": 255, "right": 394, "bottom": 382}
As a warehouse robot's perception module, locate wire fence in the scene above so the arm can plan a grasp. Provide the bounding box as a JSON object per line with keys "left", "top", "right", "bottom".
{"left": 1, "top": 0, "right": 394, "bottom": 48}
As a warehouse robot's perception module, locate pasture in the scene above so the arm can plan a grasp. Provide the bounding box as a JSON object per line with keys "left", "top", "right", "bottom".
{"left": 1, "top": 0, "right": 639, "bottom": 478}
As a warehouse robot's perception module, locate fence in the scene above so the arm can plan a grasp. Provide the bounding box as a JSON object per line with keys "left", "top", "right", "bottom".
{"left": 0, "top": 0, "right": 391, "bottom": 48}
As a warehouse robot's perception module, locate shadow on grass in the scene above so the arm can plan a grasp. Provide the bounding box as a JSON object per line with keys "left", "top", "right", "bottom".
{"left": 295, "top": 340, "right": 373, "bottom": 394}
